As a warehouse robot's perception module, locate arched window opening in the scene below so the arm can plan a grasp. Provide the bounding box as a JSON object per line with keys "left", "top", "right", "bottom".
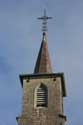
{"left": 35, "top": 83, "right": 48, "bottom": 107}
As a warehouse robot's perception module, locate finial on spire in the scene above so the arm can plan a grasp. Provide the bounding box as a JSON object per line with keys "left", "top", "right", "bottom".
{"left": 42, "top": 32, "right": 46, "bottom": 42}
{"left": 37, "top": 9, "right": 52, "bottom": 32}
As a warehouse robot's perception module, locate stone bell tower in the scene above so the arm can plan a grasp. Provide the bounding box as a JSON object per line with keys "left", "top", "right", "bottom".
{"left": 16, "top": 11, "right": 67, "bottom": 125}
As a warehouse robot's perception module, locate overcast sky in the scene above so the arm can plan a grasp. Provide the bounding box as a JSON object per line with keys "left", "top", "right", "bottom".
{"left": 0, "top": 0, "right": 83, "bottom": 125}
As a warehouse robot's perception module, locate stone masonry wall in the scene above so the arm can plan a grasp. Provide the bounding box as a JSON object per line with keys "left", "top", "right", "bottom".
{"left": 17, "top": 76, "right": 66, "bottom": 125}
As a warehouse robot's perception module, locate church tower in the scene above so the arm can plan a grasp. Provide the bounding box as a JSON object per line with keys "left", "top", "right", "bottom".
{"left": 16, "top": 11, "right": 67, "bottom": 125}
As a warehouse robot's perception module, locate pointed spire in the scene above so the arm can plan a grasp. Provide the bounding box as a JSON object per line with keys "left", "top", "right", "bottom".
{"left": 34, "top": 32, "right": 52, "bottom": 74}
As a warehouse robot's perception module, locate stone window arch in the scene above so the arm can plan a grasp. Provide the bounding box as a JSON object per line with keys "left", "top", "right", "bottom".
{"left": 34, "top": 83, "right": 48, "bottom": 108}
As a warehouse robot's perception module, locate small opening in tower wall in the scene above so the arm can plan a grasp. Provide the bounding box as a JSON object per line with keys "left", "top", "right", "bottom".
{"left": 35, "top": 83, "right": 48, "bottom": 108}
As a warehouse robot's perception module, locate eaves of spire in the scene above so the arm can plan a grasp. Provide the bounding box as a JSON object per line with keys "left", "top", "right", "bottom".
{"left": 34, "top": 32, "right": 52, "bottom": 74}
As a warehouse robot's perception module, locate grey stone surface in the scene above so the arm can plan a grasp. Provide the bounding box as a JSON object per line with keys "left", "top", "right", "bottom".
{"left": 17, "top": 75, "right": 67, "bottom": 125}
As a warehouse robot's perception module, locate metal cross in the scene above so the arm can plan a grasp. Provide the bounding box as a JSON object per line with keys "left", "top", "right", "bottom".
{"left": 37, "top": 9, "right": 52, "bottom": 32}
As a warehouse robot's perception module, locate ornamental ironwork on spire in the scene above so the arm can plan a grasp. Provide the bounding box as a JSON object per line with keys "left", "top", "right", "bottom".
{"left": 37, "top": 9, "right": 52, "bottom": 32}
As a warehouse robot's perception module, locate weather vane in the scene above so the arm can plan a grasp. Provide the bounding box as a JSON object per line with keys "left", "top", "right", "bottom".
{"left": 37, "top": 9, "right": 52, "bottom": 32}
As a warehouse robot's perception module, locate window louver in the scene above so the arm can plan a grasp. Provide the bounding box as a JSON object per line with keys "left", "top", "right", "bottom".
{"left": 36, "top": 83, "right": 48, "bottom": 107}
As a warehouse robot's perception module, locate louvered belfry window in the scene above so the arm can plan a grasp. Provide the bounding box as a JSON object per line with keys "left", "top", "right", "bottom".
{"left": 36, "top": 83, "right": 48, "bottom": 107}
